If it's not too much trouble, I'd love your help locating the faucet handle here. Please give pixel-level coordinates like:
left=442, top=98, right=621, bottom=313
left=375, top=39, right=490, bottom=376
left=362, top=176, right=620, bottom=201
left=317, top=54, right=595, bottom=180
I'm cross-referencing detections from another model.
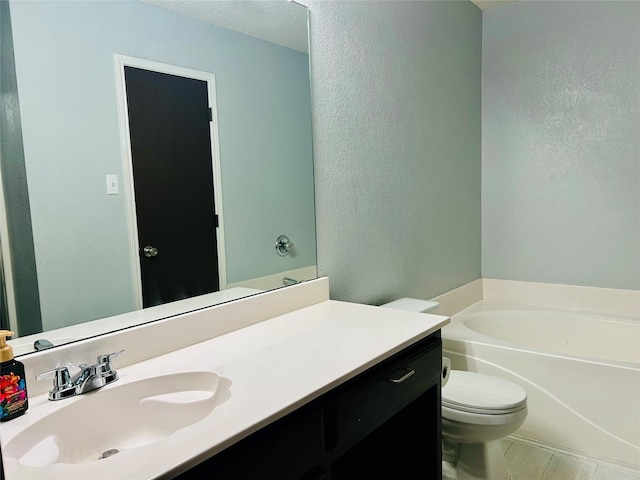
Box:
left=35, top=364, right=77, bottom=401
left=97, top=349, right=124, bottom=364
left=36, top=364, right=72, bottom=386
left=96, top=350, right=124, bottom=373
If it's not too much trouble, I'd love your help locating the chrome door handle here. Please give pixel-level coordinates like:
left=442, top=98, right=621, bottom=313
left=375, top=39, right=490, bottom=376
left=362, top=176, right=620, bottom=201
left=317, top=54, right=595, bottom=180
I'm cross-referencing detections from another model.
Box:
left=143, top=246, right=158, bottom=257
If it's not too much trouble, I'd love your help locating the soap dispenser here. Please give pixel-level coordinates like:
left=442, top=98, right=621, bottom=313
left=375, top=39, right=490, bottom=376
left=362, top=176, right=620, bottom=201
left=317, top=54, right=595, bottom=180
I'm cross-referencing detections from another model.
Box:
left=0, top=330, right=28, bottom=421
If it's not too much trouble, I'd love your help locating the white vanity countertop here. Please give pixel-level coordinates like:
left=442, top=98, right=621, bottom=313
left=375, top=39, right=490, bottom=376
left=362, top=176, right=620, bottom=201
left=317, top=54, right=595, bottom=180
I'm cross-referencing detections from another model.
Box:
left=0, top=299, right=449, bottom=480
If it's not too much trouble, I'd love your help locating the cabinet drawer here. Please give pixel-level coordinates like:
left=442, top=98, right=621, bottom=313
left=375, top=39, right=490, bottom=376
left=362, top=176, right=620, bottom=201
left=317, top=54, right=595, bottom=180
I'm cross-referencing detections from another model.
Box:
left=327, top=337, right=441, bottom=451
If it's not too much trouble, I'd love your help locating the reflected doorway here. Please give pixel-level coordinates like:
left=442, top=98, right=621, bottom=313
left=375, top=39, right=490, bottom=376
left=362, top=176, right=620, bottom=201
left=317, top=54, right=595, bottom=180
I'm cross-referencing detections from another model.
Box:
left=117, top=57, right=226, bottom=308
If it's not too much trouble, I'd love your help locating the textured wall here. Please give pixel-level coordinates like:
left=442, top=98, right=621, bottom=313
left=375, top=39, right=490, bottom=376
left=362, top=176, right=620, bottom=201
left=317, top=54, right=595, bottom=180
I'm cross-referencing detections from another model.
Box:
left=306, top=0, right=482, bottom=304
left=482, top=1, right=640, bottom=290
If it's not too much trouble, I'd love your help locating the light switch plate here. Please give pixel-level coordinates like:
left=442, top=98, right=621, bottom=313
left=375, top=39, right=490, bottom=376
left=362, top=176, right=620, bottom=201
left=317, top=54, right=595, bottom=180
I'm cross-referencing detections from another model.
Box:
left=106, top=174, right=119, bottom=195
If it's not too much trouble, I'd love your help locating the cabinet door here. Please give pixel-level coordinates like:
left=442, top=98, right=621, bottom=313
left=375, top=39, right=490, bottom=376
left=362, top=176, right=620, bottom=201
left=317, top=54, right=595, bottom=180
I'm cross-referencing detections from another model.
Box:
left=330, top=386, right=441, bottom=480
left=177, top=403, right=324, bottom=480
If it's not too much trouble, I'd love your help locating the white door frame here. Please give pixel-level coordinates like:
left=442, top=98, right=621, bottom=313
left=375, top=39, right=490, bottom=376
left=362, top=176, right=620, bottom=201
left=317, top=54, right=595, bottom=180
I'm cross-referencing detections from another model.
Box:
left=113, top=54, right=227, bottom=309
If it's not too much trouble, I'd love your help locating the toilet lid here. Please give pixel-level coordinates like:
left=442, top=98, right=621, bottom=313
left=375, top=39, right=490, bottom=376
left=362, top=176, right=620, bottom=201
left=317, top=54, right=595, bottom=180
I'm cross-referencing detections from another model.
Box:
left=442, top=370, right=527, bottom=415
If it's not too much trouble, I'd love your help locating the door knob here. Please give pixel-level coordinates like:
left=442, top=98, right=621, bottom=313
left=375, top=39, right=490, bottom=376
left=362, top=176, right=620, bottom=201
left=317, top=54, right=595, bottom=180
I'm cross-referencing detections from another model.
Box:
left=143, top=246, right=158, bottom=258
left=275, top=235, right=294, bottom=256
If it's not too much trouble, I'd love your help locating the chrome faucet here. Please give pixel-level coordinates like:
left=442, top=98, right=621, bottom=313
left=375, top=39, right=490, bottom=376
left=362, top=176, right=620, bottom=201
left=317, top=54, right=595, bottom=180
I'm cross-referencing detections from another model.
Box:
left=36, top=350, right=124, bottom=401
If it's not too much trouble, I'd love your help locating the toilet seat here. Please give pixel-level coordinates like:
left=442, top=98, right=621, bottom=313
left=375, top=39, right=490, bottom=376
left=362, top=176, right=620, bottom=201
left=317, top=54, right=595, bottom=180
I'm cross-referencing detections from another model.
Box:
left=442, top=403, right=528, bottom=426
left=442, top=370, right=527, bottom=416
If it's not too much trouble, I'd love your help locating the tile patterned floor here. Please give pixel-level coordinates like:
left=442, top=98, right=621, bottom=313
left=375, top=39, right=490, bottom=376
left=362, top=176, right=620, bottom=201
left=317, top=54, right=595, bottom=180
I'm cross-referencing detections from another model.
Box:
left=502, top=437, right=640, bottom=480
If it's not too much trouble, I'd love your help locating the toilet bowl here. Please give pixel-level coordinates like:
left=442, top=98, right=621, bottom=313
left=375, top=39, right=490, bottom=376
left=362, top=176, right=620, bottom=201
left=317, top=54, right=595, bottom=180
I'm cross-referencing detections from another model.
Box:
left=380, top=298, right=528, bottom=480
left=441, top=370, right=527, bottom=480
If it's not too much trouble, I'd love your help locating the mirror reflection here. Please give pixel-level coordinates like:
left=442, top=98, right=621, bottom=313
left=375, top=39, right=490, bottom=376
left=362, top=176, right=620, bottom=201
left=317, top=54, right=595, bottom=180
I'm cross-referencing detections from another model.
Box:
left=0, top=0, right=316, bottom=355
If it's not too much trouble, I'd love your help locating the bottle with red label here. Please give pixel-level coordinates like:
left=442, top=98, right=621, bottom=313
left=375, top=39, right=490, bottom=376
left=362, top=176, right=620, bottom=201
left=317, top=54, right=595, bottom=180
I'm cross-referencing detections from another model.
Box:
left=0, top=330, right=29, bottom=422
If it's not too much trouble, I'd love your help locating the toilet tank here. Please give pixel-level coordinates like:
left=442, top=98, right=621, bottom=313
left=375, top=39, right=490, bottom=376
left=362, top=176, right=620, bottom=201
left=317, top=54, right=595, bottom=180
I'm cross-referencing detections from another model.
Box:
left=380, top=298, right=439, bottom=314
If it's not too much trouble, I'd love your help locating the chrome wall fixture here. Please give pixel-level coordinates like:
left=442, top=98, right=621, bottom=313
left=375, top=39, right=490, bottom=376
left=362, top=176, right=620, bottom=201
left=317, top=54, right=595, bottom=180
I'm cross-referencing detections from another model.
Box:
left=275, top=235, right=294, bottom=256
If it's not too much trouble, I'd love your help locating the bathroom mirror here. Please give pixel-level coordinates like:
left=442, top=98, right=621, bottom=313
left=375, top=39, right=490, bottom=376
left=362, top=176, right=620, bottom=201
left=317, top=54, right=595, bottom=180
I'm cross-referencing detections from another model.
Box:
left=0, top=0, right=316, bottom=355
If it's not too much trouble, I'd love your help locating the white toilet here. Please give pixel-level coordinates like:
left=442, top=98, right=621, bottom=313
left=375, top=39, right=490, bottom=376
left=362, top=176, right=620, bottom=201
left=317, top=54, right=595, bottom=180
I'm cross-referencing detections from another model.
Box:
left=381, top=298, right=528, bottom=480
left=441, top=370, right=527, bottom=480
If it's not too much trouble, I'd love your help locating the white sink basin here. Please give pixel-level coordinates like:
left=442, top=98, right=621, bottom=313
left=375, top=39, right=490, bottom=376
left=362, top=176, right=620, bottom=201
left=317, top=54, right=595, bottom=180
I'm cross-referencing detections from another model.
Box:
left=3, top=371, right=231, bottom=466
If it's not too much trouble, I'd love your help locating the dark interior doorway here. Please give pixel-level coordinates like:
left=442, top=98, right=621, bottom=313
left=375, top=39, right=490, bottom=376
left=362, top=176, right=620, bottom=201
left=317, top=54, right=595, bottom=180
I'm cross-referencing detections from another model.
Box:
left=124, top=66, right=220, bottom=307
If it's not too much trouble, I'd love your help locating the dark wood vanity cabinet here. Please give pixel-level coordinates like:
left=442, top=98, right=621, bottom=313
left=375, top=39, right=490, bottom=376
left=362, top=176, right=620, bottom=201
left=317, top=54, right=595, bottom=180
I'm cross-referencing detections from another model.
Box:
left=181, top=402, right=325, bottom=480
left=327, top=333, right=442, bottom=479
left=175, top=333, right=442, bottom=480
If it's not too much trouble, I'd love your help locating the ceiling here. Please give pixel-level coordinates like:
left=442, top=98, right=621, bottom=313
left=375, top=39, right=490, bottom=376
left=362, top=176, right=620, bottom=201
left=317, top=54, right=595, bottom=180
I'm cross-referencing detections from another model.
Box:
left=142, top=0, right=516, bottom=53
left=142, top=0, right=309, bottom=52
left=470, top=0, right=517, bottom=10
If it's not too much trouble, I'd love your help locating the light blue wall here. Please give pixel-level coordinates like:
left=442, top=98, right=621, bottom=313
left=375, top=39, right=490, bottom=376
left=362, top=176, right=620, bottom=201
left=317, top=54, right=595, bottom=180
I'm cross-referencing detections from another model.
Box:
left=482, top=1, right=640, bottom=290
left=10, top=0, right=315, bottom=330
left=307, top=0, right=482, bottom=304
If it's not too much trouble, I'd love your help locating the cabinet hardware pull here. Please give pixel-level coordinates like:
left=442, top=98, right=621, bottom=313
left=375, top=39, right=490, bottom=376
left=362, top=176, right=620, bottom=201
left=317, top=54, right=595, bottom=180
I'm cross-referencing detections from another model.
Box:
left=387, top=367, right=415, bottom=384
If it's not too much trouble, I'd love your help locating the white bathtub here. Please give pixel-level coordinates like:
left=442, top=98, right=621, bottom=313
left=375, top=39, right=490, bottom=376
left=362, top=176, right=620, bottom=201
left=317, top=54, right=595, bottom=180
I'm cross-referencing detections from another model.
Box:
left=442, top=301, right=640, bottom=468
